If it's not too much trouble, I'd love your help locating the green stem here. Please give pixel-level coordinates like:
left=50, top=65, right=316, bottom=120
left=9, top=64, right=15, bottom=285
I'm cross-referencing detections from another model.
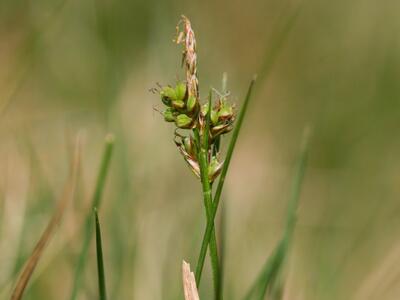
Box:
left=69, top=135, right=114, bottom=300
left=194, top=77, right=256, bottom=287
left=196, top=145, right=221, bottom=298
left=193, top=90, right=221, bottom=299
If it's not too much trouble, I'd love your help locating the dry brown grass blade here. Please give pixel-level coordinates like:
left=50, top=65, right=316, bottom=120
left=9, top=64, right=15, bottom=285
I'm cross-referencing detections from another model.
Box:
left=182, top=261, right=200, bottom=300
left=10, top=134, right=82, bottom=300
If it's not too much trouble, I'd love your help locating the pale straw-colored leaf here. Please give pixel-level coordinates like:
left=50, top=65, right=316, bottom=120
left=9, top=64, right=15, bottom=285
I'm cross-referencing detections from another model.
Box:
left=182, top=261, right=200, bottom=300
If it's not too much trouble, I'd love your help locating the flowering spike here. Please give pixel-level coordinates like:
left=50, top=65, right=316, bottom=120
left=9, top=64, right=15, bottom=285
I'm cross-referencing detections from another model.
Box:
left=154, top=16, right=236, bottom=182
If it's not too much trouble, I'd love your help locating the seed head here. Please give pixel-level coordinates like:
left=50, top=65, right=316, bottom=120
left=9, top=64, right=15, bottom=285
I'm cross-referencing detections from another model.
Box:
left=155, top=16, right=237, bottom=183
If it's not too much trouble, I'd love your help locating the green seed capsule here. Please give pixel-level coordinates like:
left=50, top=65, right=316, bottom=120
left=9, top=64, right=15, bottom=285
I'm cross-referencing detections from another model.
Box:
left=163, top=108, right=176, bottom=122
left=175, top=114, right=193, bottom=128
left=172, top=100, right=185, bottom=110
left=160, top=86, right=176, bottom=106
left=201, top=103, right=209, bottom=116
left=208, top=157, right=223, bottom=182
left=183, top=136, right=195, bottom=156
left=175, top=82, right=186, bottom=101
left=218, top=102, right=234, bottom=120
left=211, top=109, right=219, bottom=125
left=211, top=123, right=233, bottom=136
left=186, top=96, right=197, bottom=113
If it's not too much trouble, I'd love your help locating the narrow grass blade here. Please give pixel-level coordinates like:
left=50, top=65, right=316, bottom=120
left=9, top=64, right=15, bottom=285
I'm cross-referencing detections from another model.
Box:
left=195, top=77, right=256, bottom=286
left=243, top=127, right=310, bottom=300
left=69, top=134, right=114, bottom=300
left=10, top=133, right=82, bottom=300
left=94, top=208, right=107, bottom=300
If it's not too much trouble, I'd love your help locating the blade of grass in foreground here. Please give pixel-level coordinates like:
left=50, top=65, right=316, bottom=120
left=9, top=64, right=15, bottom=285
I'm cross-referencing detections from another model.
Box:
left=10, top=133, right=82, bottom=300
left=94, top=208, right=107, bottom=300
left=243, top=127, right=310, bottom=300
left=195, top=76, right=256, bottom=285
left=69, top=134, right=114, bottom=300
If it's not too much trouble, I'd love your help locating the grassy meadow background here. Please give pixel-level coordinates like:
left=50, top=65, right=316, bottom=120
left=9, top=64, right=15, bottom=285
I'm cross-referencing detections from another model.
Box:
left=0, top=0, right=400, bottom=299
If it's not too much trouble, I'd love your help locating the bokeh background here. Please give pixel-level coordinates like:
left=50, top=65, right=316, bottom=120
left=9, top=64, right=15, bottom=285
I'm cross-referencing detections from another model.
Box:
left=0, top=0, right=399, bottom=299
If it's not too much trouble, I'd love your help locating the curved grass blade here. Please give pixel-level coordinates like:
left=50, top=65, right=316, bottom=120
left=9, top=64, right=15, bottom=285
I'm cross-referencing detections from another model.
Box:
left=94, top=208, right=107, bottom=300
left=195, top=76, right=256, bottom=286
left=69, top=134, right=114, bottom=300
left=10, top=133, right=82, bottom=300
left=243, top=127, right=310, bottom=300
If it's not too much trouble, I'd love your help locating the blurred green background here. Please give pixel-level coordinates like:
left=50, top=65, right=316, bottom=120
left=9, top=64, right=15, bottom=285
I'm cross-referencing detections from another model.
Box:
left=0, top=0, right=399, bottom=299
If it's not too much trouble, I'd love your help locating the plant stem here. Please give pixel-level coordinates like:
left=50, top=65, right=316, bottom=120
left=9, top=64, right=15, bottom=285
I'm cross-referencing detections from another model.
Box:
left=193, top=91, right=221, bottom=299
left=194, top=77, right=256, bottom=287
left=198, top=147, right=221, bottom=299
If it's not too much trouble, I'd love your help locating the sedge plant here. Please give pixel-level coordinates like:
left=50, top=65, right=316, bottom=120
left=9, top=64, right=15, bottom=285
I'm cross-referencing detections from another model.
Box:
left=155, top=16, right=256, bottom=299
